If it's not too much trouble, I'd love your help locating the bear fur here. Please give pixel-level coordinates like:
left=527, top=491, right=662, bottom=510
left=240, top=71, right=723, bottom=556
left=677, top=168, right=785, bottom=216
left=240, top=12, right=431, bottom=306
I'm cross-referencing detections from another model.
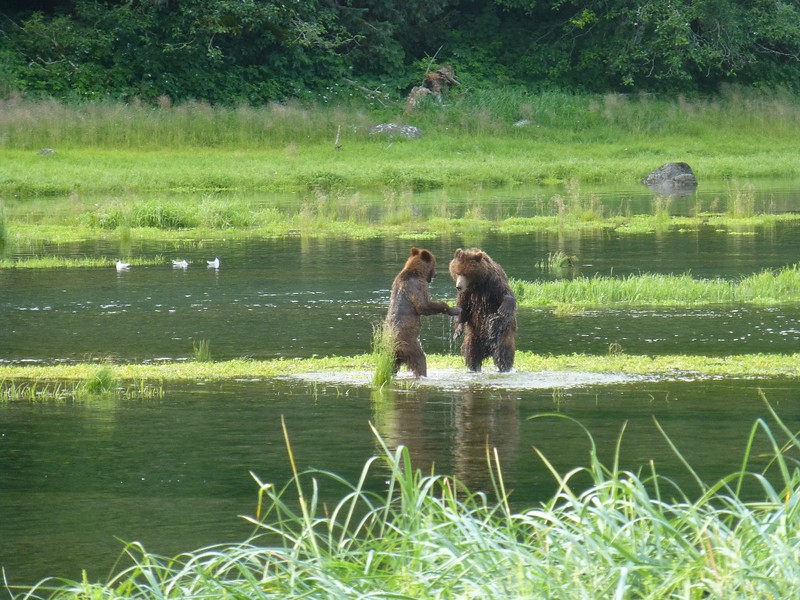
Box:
left=386, top=247, right=461, bottom=377
left=449, top=248, right=517, bottom=372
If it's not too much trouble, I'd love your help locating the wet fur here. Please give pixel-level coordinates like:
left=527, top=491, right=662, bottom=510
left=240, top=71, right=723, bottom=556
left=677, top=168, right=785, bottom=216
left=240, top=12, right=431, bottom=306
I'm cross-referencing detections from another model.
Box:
left=386, top=247, right=460, bottom=377
left=449, top=248, right=517, bottom=372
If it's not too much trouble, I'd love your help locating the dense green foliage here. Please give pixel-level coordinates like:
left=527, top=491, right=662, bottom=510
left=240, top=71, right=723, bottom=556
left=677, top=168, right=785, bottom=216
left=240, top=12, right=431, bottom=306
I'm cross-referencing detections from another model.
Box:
left=3, top=0, right=800, bottom=103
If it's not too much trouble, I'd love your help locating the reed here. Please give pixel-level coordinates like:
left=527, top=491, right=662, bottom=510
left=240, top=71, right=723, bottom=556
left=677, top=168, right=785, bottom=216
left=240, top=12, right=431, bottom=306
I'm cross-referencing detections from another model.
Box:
left=371, top=322, right=397, bottom=388
left=192, top=339, right=212, bottom=362
left=76, top=366, right=118, bottom=396
left=17, top=402, right=800, bottom=598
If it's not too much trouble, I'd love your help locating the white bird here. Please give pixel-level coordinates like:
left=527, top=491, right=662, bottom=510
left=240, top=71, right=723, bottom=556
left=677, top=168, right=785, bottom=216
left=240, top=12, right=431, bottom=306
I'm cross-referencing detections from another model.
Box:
left=116, top=260, right=130, bottom=272
left=172, top=259, right=189, bottom=269
left=207, top=257, right=220, bottom=269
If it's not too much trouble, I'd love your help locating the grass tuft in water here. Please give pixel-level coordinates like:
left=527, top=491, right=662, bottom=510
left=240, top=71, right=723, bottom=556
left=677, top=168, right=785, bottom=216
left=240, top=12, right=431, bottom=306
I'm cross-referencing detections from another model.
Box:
left=371, top=323, right=397, bottom=389
left=76, top=366, right=118, bottom=397
left=192, top=339, right=212, bottom=362
left=18, top=401, right=800, bottom=598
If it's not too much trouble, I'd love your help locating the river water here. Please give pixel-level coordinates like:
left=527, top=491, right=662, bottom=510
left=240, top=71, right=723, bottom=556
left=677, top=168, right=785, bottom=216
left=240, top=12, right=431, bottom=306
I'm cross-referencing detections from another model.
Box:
left=2, top=182, right=800, bottom=589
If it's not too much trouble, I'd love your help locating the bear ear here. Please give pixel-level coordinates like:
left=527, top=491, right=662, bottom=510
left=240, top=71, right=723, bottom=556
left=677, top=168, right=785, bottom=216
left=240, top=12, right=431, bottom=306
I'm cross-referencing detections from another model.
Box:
left=410, top=247, right=420, bottom=256
left=454, top=248, right=463, bottom=258
left=419, top=249, right=433, bottom=262
left=473, top=251, right=485, bottom=262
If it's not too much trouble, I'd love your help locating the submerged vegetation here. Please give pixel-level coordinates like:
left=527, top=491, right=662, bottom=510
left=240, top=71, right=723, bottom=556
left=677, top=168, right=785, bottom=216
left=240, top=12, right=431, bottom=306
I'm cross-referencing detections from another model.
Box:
left=15, top=404, right=800, bottom=598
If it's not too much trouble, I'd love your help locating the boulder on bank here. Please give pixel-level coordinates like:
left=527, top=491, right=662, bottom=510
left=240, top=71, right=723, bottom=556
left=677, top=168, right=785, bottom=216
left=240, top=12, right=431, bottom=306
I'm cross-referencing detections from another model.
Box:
left=641, top=162, right=698, bottom=196
left=369, top=123, right=423, bottom=139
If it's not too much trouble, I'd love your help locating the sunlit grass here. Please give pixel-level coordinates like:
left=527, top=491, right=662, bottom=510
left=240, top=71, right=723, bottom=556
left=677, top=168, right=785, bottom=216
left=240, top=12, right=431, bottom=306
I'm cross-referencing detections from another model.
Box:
left=1, top=351, right=798, bottom=386
left=512, top=263, right=800, bottom=308
left=1, top=375, right=164, bottom=402
left=192, top=339, right=212, bottom=362
left=371, top=323, right=397, bottom=388
left=0, top=255, right=166, bottom=269
left=15, top=399, right=800, bottom=598
left=4, top=90, right=800, bottom=196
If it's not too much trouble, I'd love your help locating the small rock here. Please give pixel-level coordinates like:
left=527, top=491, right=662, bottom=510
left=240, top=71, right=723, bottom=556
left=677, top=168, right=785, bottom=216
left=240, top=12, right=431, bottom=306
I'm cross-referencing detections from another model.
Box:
left=369, top=123, right=423, bottom=139
left=641, top=162, right=697, bottom=196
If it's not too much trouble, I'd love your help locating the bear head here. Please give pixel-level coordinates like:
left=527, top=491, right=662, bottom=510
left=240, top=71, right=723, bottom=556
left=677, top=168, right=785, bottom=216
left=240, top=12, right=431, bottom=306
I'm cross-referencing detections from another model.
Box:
left=449, top=247, right=490, bottom=292
left=403, top=247, right=437, bottom=283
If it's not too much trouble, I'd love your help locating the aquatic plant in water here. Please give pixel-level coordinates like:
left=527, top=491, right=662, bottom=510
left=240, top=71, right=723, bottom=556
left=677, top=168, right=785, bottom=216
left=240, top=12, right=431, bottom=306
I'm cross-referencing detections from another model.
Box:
left=192, top=339, right=212, bottom=362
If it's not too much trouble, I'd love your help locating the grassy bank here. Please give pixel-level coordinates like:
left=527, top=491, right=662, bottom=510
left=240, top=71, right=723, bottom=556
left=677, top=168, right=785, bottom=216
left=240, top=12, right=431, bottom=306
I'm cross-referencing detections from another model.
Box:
left=3, top=89, right=800, bottom=195
left=13, top=405, right=800, bottom=598
left=512, top=262, right=800, bottom=308
left=2, top=351, right=799, bottom=388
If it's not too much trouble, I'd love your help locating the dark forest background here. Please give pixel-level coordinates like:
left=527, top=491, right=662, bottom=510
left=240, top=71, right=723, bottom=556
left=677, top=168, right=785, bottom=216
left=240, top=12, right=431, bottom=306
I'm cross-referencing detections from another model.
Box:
left=2, top=0, right=800, bottom=104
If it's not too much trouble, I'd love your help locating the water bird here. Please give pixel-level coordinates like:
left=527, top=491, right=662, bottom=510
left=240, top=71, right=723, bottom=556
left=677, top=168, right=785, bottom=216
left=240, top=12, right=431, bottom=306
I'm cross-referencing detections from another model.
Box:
left=207, top=257, right=220, bottom=268
left=172, top=259, right=189, bottom=269
left=116, top=260, right=130, bottom=272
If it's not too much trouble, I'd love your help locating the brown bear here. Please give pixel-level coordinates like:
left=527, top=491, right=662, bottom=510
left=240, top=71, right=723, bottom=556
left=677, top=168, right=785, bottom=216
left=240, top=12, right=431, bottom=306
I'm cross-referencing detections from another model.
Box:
left=386, top=247, right=461, bottom=377
left=449, top=248, right=517, bottom=372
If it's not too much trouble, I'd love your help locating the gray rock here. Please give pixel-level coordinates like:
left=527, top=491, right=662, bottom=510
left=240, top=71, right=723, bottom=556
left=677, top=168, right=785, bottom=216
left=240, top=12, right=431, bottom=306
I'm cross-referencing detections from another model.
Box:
left=369, top=123, right=423, bottom=139
left=641, top=162, right=697, bottom=196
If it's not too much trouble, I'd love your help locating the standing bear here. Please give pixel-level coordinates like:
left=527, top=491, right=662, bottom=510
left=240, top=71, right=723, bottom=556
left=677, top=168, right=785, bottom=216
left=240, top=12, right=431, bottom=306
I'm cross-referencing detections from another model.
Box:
left=386, top=247, right=461, bottom=377
left=449, top=248, right=517, bottom=372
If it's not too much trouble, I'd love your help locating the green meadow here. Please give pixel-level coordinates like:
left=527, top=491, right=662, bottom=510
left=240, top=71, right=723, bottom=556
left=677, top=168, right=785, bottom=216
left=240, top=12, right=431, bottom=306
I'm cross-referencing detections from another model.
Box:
left=3, top=88, right=800, bottom=198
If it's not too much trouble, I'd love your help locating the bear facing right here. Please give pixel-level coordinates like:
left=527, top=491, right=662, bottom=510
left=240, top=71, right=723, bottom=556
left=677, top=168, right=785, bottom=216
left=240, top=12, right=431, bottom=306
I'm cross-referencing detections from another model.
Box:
left=449, top=248, right=517, bottom=372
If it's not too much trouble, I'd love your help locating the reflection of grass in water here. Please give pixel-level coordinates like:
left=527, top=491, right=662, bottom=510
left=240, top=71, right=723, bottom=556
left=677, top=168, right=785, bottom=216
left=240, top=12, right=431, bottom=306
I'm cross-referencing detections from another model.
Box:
left=26, top=400, right=800, bottom=598
left=8, top=191, right=800, bottom=247
left=371, top=323, right=397, bottom=389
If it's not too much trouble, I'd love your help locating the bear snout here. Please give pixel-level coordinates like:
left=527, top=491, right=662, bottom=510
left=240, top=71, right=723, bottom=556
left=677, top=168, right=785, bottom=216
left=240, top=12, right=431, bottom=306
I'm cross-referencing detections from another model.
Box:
left=455, top=275, right=467, bottom=291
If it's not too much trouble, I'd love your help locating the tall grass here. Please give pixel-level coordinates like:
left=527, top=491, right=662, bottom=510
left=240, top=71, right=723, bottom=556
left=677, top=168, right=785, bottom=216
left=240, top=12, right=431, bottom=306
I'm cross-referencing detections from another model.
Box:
left=371, top=323, right=397, bottom=388
left=192, top=339, right=212, bottom=362
left=6, top=87, right=800, bottom=151
left=1, top=375, right=163, bottom=402
left=512, top=263, right=800, bottom=308
left=3, top=88, right=800, bottom=194
left=17, top=402, right=800, bottom=598
left=0, top=198, right=6, bottom=248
